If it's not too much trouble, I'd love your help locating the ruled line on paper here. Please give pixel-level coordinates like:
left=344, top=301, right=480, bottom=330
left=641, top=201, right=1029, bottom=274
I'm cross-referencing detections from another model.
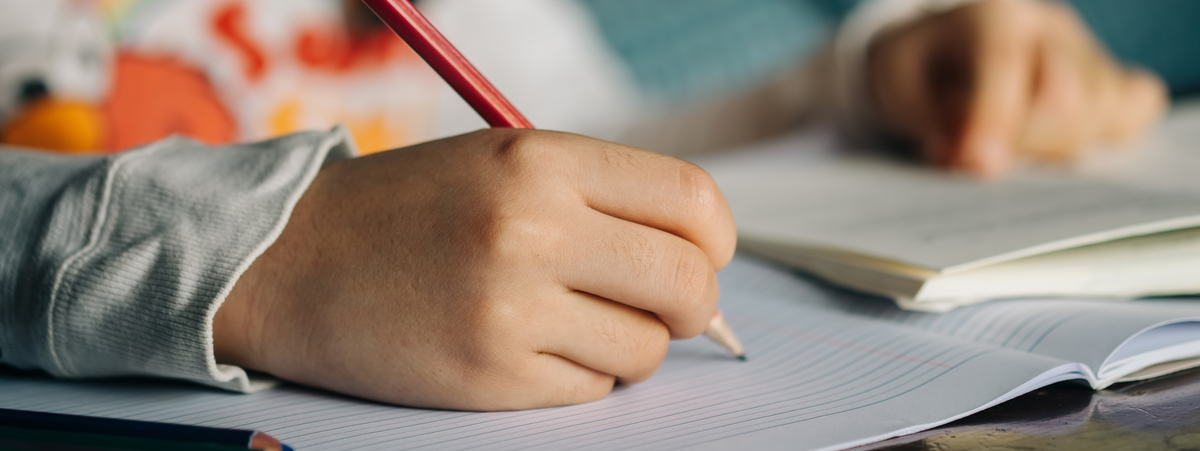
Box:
left=6, top=256, right=1200, bottom=451
left=730, top=317, right=955, bottom=369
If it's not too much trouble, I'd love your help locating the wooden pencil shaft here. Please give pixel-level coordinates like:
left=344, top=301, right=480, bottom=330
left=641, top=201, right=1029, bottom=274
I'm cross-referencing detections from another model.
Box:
left=361, top=0, right=534, bottom=129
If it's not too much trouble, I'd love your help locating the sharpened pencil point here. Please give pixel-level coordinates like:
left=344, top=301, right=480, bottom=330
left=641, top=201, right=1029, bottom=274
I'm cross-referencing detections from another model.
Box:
left=737, top=355, right=747, bottom=362
left=704, top=312, right=746, bottom=359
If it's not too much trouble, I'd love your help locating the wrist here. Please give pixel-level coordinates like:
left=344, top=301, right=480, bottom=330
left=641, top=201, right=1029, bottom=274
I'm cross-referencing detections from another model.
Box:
left=212, top=161, right=332, bottom=379
left=214, top=195, right=302, bottom=372
left=213, top=270, right=261, bottom=369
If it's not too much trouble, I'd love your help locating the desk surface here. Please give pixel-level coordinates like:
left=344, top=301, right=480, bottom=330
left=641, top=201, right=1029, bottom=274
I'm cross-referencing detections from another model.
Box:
left=861, top=367, right=1200, bottom=450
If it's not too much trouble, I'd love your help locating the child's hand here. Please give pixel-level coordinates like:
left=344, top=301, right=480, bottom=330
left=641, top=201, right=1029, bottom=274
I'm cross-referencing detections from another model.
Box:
left=869, top=0, right=1167, bottom=178
left=213, top=129, right=737, bottom=411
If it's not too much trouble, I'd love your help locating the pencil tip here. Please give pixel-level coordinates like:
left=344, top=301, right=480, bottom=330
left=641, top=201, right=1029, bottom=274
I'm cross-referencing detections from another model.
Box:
left=737, top=355, right=747, bottom=362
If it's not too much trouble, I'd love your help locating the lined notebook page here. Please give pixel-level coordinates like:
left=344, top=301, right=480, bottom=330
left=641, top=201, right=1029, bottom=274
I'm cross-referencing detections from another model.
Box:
left=3, top=256, right=1198, bottom=450
left=801, top=275, right=1200, bottom=376
left=699, top=123, right=1200, bottom=273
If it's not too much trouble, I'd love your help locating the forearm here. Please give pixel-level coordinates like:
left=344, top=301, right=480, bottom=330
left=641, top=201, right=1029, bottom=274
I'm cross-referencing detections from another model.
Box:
left=0, top=129, right=355, bottom=392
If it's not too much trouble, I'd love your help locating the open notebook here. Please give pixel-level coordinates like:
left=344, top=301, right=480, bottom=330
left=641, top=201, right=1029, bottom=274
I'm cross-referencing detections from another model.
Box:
left=4, top=256, right=1200, bottom=451
left=702, top=107, right=1200, bottom=311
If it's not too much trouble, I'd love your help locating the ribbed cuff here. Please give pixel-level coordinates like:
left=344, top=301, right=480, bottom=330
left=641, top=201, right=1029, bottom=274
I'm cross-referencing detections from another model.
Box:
left=38, top=126, right=356, bottom=392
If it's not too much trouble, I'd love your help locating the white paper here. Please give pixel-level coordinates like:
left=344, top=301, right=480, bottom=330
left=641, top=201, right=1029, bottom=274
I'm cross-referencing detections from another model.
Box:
left=4, top=256, right=1200, bottom=451
left=706, top=151, right=1200, bottom=272
left=698, top=101, right=1200, bottom=273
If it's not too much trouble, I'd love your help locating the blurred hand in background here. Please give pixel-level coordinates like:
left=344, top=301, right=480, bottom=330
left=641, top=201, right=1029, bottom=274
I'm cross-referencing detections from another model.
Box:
left=869, top=0, right=1168, bottom=178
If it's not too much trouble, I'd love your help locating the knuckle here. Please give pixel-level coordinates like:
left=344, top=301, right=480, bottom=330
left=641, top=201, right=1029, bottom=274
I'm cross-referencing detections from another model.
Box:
left=632, top=325, right=670, bottom=378
left=455, top=295, right=528, bottom=373
left=670, top=247, right=712, bottom=312
left=608, top=315, right=668, bottom=384
left=492, top=129, right=538, bottom=158
left=491, top=129, right=554, bottom=174
left=675, top=162, right=721, bottom=222
left=615, top=315, right=668, bottom=361
left=555, top=374, right=614, bottom=406
left=609, top=229, right=656, bottom=276
left=594, top=315, right=627, bottom=347
left=601, top=144, right=644, bottom=172
left=661, top=249, right=714, bottom=340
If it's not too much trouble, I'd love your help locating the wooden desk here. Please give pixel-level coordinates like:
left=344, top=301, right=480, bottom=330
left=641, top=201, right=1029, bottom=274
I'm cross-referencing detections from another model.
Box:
left=861, top=367, right=1200, bottom=450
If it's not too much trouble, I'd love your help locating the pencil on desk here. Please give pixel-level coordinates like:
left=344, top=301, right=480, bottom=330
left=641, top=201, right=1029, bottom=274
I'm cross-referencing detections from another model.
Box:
left=0, top=408, right=290, bottom=451
left=360, top=0, right=746, bottom=360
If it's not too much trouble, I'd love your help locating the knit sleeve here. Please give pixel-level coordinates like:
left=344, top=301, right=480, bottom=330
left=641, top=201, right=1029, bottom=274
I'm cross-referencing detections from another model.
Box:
left=0, top=126, right=356, bottom=392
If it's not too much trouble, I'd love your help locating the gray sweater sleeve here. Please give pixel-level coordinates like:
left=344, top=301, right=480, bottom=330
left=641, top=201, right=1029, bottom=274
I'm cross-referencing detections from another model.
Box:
left=0, top=126, right=357, bottom=392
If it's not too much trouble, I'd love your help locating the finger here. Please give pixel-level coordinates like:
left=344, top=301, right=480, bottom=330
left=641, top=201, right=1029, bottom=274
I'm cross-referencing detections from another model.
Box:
left=873, top=34, right=944, bottom=163
left=556, top=208, right=720, bottom=339
left=562, top=135, right=736, bottom=270
left=1017, top=37, right=1091, bottom=162
left=534, top=290, right=670, bottom=384
left=498, top=353, right=616, bottom=410
left=950, top=31, right=1034, bottom=178
left=1101, top=68, right=1168, bottom=144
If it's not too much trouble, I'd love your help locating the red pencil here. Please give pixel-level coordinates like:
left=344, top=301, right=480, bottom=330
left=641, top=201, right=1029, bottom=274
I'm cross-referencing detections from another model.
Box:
left=360, top=0, right=745, bottom=360
left=360, top=0, right=533, bottom=129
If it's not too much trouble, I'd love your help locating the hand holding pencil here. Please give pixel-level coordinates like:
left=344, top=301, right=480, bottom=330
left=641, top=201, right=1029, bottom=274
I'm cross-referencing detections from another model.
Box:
left=213, top=0, right=742, bottom=411
left=360, top=0, right=745, bottom=359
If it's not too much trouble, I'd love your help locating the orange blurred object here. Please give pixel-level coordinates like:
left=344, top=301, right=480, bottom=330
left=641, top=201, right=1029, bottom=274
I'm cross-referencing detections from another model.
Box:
left=212, top=1, right=269, bottom=82
left=103, top=53, right=237, bottom=151
left=1, top=99, right=105, bottom=153
left=295, top=24, right=417, bottom=74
